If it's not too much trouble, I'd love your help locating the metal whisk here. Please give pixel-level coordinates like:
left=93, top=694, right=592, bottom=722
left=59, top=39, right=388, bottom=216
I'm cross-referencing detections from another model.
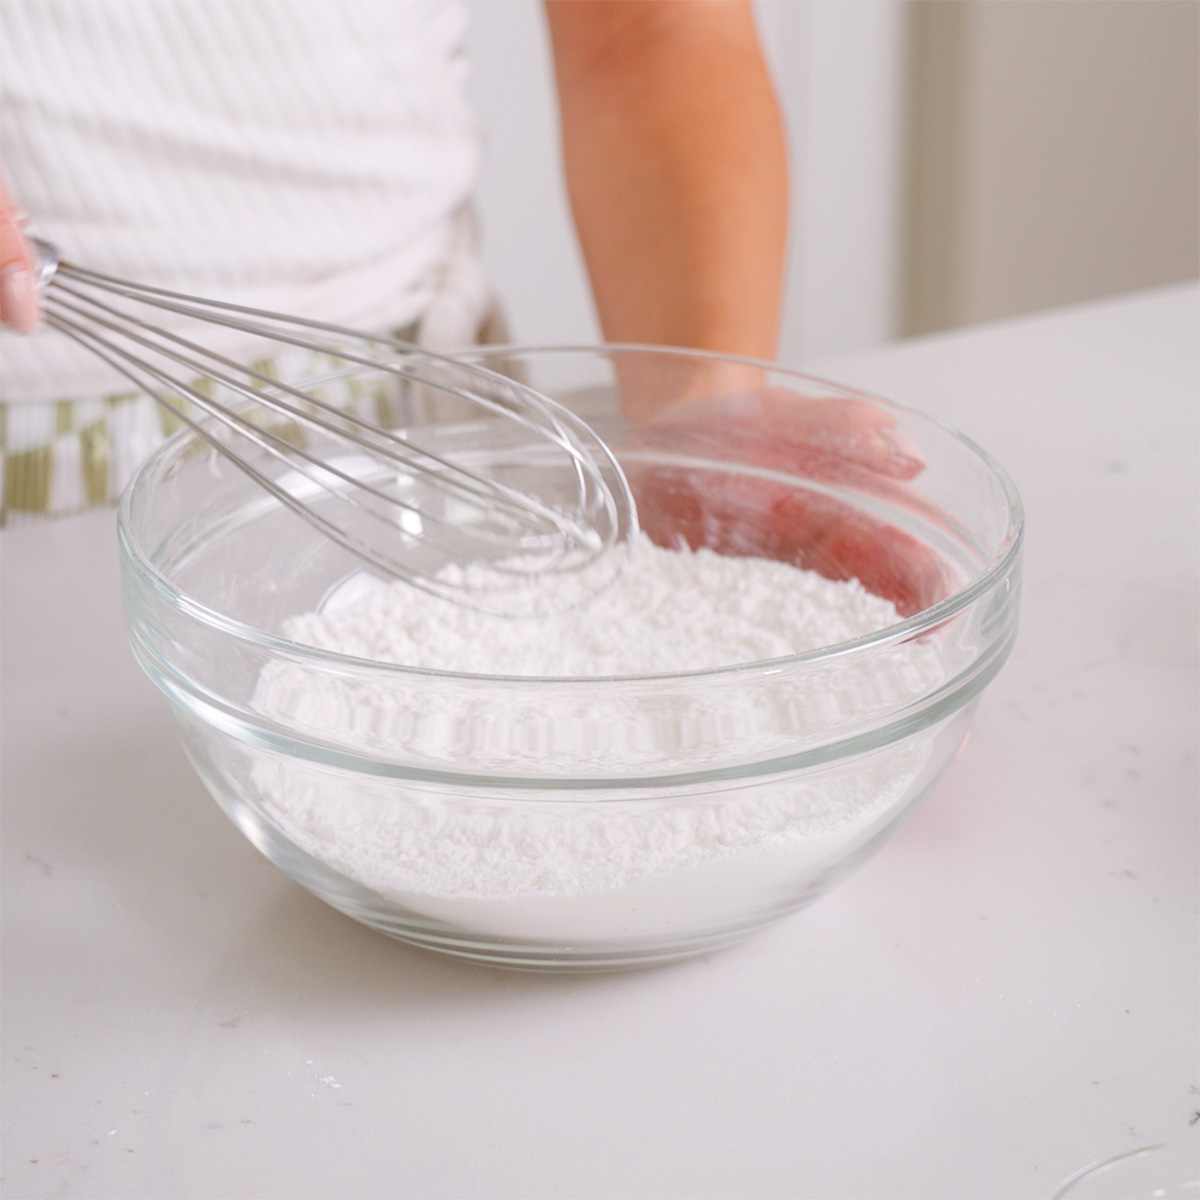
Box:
left=32, top=239, right=635, bottom=609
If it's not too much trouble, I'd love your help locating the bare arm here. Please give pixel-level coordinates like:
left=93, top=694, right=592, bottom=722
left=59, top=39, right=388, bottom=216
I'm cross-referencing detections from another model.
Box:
left=544, top=0, right=788, bottom=362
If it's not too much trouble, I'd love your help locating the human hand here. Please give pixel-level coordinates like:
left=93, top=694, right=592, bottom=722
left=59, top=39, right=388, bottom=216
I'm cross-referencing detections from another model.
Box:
left=627, top=386, right=951, bottom=618
left=0, top=176, right=40, bottom=333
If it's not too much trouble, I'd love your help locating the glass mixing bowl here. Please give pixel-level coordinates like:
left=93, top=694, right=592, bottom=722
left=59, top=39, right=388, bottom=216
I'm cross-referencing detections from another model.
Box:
left=119, top=346, right=1023, bottom=970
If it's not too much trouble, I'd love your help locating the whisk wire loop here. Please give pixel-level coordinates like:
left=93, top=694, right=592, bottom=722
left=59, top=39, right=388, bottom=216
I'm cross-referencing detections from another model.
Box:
left=44, top=284, right=574, bottom=538
left=51, top=261, right=598, bottom=462
left=33, top=240, right=636, bottom=608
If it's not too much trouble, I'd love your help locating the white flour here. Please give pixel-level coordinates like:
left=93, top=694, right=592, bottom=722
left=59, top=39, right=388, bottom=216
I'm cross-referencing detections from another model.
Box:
left=250, top=535, right=946, bottom=943
left=280, top=534, right=913, bottom=675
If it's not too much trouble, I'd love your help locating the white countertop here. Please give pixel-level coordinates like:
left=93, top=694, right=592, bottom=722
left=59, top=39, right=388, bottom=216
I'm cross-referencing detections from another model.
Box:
left=3, top=285, right=1197, bottom=1200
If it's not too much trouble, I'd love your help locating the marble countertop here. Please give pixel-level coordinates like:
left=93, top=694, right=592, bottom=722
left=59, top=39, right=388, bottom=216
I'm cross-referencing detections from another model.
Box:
left=3, top=284, right=1197, bottom=1199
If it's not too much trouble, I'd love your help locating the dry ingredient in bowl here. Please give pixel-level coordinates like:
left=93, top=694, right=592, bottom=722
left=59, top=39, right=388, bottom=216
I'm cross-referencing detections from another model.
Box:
left=251, top=535, right=946, bottom=942
left=283, top=533, right=914, bottom=673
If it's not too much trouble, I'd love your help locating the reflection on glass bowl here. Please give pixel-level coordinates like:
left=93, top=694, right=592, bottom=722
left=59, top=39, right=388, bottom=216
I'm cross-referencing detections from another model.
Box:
left=1053, top=1140, right=1200, bottom=1199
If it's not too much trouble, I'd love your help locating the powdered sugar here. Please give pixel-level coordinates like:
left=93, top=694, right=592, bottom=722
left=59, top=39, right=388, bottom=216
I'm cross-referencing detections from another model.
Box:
left=281, top=534, right=909, bottom=676
left=249, top=536, right=947, bottom=945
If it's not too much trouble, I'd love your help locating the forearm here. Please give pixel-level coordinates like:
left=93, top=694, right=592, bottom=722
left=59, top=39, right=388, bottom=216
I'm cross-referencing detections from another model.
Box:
left=544, top=0, right=788, bottom=360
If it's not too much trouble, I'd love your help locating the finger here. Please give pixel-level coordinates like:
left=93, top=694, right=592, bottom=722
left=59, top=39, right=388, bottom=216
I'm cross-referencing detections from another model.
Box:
left=768, top=488, right=951, bottom=616
left=638, top=388, right=925, bottom=482
left=632, top=464, right=951, bottom=617
left=0, top=184, right=39, bottom=333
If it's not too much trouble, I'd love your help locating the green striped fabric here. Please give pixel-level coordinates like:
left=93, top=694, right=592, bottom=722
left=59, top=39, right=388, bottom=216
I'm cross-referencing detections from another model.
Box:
left=0, top=315, right=516, bottom=525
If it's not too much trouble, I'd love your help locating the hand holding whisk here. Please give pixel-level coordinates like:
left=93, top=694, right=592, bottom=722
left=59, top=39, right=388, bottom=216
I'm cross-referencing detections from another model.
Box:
left=31, top=239, right=636, bottom=611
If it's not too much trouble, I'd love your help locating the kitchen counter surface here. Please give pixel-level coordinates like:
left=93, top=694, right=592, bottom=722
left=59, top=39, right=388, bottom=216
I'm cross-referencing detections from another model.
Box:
left=3, top=284, right=1197, bottom=1199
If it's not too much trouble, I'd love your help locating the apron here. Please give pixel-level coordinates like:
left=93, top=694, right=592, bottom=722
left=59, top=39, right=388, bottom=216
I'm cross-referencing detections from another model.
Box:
left=0, top=0, right=499, bottom=522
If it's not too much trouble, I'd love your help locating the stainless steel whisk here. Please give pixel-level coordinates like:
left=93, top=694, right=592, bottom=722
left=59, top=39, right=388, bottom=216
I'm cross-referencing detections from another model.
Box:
left=32, top=239, right=635, bottom=607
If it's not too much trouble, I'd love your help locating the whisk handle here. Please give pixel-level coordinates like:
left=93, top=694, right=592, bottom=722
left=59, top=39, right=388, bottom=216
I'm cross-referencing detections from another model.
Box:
left=30, top=238, right=60, bottom=291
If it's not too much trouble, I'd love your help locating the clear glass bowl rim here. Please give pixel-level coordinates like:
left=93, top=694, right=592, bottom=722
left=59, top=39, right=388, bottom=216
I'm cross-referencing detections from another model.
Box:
left=118, top=343, right=1025, bottom=687
left=1051, top=1139, right=1200, bottom=1198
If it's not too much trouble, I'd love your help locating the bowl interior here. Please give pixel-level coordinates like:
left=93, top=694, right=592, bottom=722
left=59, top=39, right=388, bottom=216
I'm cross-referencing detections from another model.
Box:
left=123, top=345, right=1021, bottom=660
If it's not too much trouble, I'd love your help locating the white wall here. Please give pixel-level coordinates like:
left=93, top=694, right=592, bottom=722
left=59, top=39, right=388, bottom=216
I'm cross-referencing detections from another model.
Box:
left=903, top=0, right=1200, bottom=334
left=463, top=1, right=599, bottom=349
left=957, top=0, right=1200, bottom=324
left=757, top=0, right=907, bottom=365
left=464, top=0, right=908, bottom=368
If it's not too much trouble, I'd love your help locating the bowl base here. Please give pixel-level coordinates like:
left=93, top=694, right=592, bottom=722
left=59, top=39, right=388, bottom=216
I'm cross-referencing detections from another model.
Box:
left=318, top=892, right=784, bottom=973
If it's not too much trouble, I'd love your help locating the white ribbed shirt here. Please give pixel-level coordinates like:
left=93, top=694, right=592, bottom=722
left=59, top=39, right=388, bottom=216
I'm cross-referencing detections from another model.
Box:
left=0, top=0, right=489, bottom=403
